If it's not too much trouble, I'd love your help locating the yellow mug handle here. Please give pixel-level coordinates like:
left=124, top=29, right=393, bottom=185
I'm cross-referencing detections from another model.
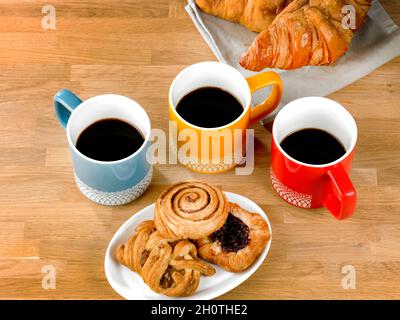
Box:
left=246, top=71, right=283, bottom=126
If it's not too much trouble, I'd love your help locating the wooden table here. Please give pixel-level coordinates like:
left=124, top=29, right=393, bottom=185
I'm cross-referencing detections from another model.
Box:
left=0, top=0, right=399, bottom=300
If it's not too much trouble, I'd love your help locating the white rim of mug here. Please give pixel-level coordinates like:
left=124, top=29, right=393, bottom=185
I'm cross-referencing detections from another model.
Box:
left=66, top=94, right=151, bottom=165
left=168, top=61, right=251, bottom=131
left=272, top=96, right=358, bottom=168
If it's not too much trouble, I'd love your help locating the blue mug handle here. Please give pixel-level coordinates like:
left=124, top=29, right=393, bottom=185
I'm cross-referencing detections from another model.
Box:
left=54, top=89, right=83, bottom=129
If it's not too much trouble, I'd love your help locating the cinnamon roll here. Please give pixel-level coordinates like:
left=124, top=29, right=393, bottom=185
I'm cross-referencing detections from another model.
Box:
left=196, top=202, right=271, bottom=272
left=154, top=181, right=229, bottom=240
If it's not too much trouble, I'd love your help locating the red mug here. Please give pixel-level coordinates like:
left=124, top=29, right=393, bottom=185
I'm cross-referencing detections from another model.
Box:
left=270, top=97, right=358, bottom=219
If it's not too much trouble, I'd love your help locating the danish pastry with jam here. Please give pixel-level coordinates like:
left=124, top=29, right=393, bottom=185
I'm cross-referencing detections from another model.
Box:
left=196, top=202, right=270, bottom=272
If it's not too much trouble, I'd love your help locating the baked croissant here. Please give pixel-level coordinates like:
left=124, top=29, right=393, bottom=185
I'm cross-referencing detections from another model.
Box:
left=195, top=0, right=292, bottom=32
left=239, top=0, right=371, bottom=70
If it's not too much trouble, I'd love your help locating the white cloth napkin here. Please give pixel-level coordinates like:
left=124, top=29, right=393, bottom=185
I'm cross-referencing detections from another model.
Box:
left=185, top=0, right=400, bottom=123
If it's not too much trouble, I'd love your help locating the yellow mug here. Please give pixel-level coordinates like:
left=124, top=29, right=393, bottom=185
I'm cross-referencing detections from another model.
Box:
left=169, top=61, right=282, bottom=173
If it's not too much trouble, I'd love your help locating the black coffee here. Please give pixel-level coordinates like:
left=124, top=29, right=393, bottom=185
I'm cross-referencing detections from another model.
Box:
left=76, top=118, right=144, bottom=162
left=176, top=87, right=243, bottom=128
left=280, top=128, right=346, bottom=165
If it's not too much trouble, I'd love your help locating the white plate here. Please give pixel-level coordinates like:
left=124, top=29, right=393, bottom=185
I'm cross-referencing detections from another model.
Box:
left=104, top=192, right=272, bottom=300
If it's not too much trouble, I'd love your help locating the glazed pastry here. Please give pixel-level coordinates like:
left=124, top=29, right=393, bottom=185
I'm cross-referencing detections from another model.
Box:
left=154, top=181, right=229, bottom=240
left=196, top=202, right=270, bottom=272
left=116, top=220, right=215, bottom=297
left=141, top=240, right=215, bottom=297
left=195, top=0, right=292, bottom=32
left=239, top=0, right=371, bottom=70
left=116, top=220, right=156, bottom=273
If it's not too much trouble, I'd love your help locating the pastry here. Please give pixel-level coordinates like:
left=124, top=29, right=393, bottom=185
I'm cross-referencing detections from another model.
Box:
left=239, top=0, right=371, bottom=70
left=141, top=240, right=215, bottom=296
left=116, top=182, right=271, bottom=296
left=116, top=220, right=156, bottom=273
left=116, top=220, right=215, bottom=297
left=195, top=0, right=292, bottom=32
left=154, top=181, right=229, bottom=240
left=196, top=202, right=270, bottom=272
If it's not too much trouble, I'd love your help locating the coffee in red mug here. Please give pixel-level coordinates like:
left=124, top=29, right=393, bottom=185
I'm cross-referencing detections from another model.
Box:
left=270, top=97, right=357, bottom=219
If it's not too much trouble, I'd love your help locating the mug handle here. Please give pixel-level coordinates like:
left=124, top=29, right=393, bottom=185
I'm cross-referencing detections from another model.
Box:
left=323, top=164, right=357, bottom=220
left=246, top=71, right=282, bottom=126
left=54, top=89, right=83, bottom=129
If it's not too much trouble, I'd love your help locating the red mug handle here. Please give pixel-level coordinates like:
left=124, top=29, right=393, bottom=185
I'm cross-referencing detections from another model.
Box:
left=323, top=164, right=357, bottom=220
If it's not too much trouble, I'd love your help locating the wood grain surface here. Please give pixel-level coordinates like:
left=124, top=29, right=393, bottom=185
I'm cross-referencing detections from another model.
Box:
left=0, top=0, right=399, bottom=299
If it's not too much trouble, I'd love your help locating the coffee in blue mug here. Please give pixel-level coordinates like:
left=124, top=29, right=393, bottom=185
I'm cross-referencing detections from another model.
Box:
left=54, top=89, right=152, bottom=206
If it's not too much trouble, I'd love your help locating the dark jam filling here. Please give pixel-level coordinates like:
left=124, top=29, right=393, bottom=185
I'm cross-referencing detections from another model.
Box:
left=211, top=213, right=250, bottom=252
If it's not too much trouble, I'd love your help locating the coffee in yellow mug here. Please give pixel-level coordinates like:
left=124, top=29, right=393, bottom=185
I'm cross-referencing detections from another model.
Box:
left=169, top=61, right=282, bottom=173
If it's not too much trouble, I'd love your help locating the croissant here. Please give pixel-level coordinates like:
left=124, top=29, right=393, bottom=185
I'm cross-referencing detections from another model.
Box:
left=239, top=0, right=371, bottom=70
left=195, top=0, right=292, bottom=32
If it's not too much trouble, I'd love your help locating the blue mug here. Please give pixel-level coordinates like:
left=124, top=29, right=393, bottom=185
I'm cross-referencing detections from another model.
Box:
left=54, top=89, right=152, bottom=206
